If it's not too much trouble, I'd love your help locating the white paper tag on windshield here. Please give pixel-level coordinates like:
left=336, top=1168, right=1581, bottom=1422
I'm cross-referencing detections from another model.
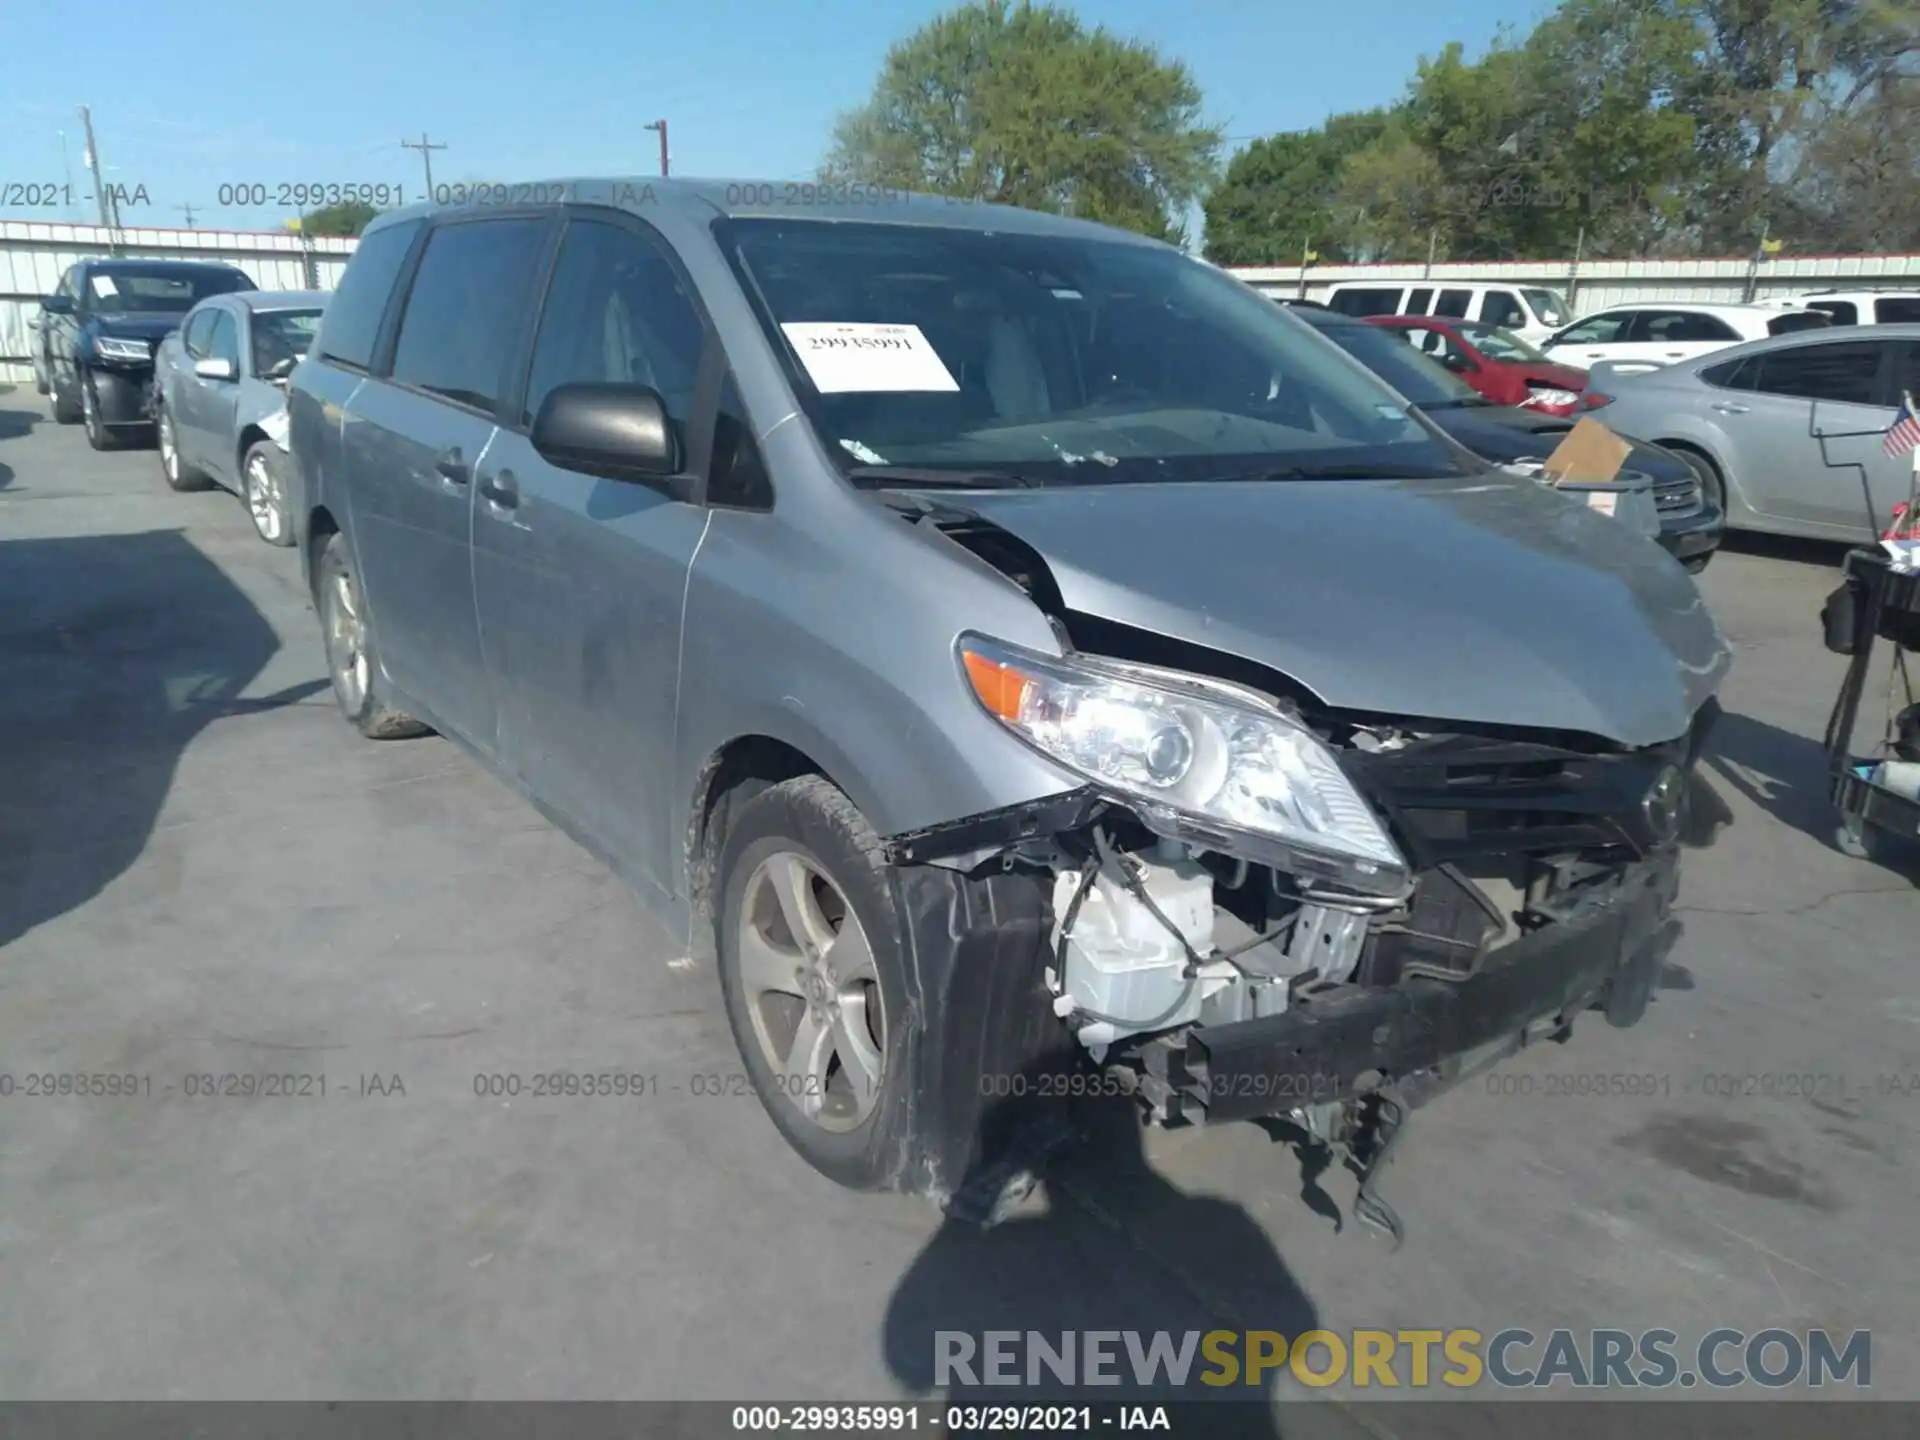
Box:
left=1587, top=491, right=1618, bottom=517
left=781, top=323, right=958, bottom=394
left=91, top=274, right=118, bottom=298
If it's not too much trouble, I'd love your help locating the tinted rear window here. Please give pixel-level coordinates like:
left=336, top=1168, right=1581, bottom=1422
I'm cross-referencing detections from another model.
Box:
left=1753, top=342, right=1884, bottom=404
left=1328, top=287, right=1404, bottom=318
left=315, top=220, right=422, bottom=371
left=1875, top=298, right=1920, bottom=324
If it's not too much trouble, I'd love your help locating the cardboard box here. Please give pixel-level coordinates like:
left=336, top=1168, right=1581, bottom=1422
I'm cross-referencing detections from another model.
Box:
left=1542, top=417, right=1633, bottom=486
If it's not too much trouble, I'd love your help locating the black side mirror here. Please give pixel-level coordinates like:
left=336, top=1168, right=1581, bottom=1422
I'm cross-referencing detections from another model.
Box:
left=531, top=382, right=688, bottom=494
left=41, top=294, right=74, bottom=316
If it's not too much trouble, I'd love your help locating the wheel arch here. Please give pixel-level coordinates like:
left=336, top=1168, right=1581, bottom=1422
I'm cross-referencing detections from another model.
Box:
left=684, top=733, right=842, bottom=972
left=237, top=424, right=272, bottom=479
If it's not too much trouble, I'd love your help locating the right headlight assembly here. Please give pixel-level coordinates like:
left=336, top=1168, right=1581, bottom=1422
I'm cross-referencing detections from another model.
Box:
left=959, top=634, right=1409, bottom=898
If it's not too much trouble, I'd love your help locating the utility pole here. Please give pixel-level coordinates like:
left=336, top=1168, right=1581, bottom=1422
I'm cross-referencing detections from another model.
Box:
left=79, top=105, right=115, bottom=230
left=178, top=203, right=198, bottom=230
left=59, top=131, right=79, bottom=220
left=401, top=133, right=448, bottom=199
left=644, top=119, right=669, bottom=178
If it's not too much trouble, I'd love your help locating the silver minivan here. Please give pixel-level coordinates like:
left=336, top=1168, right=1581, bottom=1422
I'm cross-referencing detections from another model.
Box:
left=289, top=181, right=1726, bottom=1216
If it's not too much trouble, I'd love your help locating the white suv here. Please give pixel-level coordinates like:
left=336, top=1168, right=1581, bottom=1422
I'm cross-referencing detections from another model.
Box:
left=1542, top=301, right=1831, bottom=373
left=1787, top=290, right=1920, bottom=327
left=1321, top=281, right=1572, bottom=343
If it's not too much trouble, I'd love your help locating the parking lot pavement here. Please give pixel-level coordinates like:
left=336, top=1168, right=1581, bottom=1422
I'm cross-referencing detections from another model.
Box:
left=2, top=382, right=1915, bottom=1418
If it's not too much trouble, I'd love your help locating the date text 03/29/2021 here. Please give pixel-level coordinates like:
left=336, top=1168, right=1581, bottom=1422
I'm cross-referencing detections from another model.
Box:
left=728, top=1403, right=1174, bottom=1433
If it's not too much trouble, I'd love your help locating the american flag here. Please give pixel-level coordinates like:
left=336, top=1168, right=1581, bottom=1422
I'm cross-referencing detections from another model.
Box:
left=1886, top=390, right=1920, bottom=460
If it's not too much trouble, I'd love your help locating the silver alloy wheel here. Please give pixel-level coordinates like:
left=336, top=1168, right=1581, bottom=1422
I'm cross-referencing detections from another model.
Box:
left=736, top=851, right=887, bottom=1133
left=323, top=566, right=369, bottom=713
left=159, top=410, right=178, bottom=481
left=246, top=451, right=284, bottom=541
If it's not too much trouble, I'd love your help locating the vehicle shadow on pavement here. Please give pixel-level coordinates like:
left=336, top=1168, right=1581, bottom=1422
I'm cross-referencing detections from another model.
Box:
left=0, top=529, right=287, bottom=951
left=881, top=1088, right=1315, bottom=1437
left=0, top=400, right=38, bottom=489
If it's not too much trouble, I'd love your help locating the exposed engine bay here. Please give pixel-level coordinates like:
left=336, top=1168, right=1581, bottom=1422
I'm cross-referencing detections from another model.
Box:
left=877, top=489, right=1711, bottom=1238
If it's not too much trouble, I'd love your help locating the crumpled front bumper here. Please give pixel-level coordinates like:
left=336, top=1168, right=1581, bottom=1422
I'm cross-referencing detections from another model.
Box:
left=1137, top=846, right=1682, bottom=1126
left=89, top=364, right=158, bottom=425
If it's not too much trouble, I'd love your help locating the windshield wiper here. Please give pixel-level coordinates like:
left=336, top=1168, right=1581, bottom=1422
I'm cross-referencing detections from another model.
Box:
left=1417, top=397, right=1496, bottom=411
left=1222, top=462, right=1464, bottom=482
left=845, top=466, right=1034, bottom=490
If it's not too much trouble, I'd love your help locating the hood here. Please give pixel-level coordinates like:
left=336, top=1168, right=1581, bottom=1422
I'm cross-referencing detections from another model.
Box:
left=1425, top=405, right=1690, bottom=482
left=929, top=477, right=1728, bottom=749
left=86, top=313, right=187, bottom=343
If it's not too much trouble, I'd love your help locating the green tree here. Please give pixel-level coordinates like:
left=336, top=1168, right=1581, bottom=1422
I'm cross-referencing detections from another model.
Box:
left=1201, top=108, right=1394, bottom=265
left=821, top=1, right=1221, bottom=244
left=299, top=199, right=379, bottom=237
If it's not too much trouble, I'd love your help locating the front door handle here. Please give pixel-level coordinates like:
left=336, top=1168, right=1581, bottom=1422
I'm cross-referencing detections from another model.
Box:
left=435, top=447, right=469, bottom=485
left=1711, top=402, right=1749, bottom=415
left=478, top=469, right=519, bottom=510
left=1664, top=350, right=1687, bottom=358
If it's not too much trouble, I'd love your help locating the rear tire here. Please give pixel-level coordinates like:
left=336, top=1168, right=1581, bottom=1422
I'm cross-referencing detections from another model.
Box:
left=157, top=405, right=211, bottom=492
left=51, top=372, right=81, bottom=424
left=242, top=441, right=296, bottom=546
left=715, top=776, right=916, bottom=1191
left=315, top=533, right=432, bottom=740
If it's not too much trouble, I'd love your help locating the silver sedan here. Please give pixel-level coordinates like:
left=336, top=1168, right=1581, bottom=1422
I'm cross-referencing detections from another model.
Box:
left=153, top=289, right=328, bottom=545
left=1583, top=323, right=1920, bottom=542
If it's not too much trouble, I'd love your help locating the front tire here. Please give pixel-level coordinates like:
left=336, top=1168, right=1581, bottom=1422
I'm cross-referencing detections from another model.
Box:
left=81, top=374, right=117, bottom=451
left=315, top=533, right=431, bottom=740
left=1671, top=445, right=1726, bottom=520
left=716, top=776, right=914, bottom=1190
left=157, top=405, right=211, bottom=492
left=242, top=442, right=295, bottom=546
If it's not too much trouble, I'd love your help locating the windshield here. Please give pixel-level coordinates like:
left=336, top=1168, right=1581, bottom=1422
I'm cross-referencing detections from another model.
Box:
left=1457, top=322, right=1550, bottom=363
left=86, top=267, right=254, bottom=314
left=1305, top=318, right=1484, bottom=408
left=725, top=219, right=1474, bottom=484
left=252, top=309, right=323, bottom=378
left=1521, top=288, right=1571, bottom=326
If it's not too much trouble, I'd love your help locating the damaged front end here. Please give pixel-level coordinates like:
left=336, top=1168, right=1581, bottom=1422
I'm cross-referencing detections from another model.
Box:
left=875, top=494, right=1719, bottom=1236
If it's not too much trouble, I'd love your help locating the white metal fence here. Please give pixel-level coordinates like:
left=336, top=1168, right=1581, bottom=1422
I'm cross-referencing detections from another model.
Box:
left=1225, top=252, right=1920, bottom=314
left=7, top=219, right=1919, bottom=385
left=0, top=220, right=356, bottom=385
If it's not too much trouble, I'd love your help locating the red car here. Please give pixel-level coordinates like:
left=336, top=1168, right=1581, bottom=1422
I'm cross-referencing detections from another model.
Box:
left=1364, top=315, right=1590, bottom=416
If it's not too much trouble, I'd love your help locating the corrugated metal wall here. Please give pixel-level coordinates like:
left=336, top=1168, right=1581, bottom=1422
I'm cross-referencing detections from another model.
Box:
left=1227, top=252, right=1920, bottom=313
left=1, top=220, right=357, bottom=383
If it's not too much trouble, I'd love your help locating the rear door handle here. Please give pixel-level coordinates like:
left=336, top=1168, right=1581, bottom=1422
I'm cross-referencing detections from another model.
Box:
left=478, top=469, right=519, bottom=510
left=435, top=447, right=469, bottom=485
left=1664, top=350, right=1687, bottom=358
left=1711, top=402, right=1749, bottom=414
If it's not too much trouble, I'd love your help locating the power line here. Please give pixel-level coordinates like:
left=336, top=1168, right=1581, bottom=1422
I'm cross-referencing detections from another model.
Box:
left=178, top=203, right=198, bottom=229
left=401, top=132, right=448, bottom=197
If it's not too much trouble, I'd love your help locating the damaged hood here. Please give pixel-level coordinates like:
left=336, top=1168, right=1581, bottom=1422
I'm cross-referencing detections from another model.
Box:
left=930, top=475, right=1729, bottom=749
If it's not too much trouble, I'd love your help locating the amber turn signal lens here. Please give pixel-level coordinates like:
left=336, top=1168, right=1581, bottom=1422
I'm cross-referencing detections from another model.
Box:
left=963, top=649, right=1029, bottom=721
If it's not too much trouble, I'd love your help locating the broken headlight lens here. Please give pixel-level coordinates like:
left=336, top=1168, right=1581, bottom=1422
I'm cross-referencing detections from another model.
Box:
left=959, top=634, right=1409, bottom=897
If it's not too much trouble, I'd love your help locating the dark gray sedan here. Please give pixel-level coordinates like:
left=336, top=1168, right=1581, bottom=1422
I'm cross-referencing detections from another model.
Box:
left=153, top=289, right=327, bottom=545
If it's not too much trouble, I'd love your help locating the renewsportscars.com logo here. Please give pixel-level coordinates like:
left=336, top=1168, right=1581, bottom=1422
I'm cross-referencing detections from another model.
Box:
left=935, top=1327, right=1872, bottom=1391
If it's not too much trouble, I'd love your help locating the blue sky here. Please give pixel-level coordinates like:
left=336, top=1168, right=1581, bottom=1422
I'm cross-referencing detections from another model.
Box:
left=1, top=0, right=1547, bottom=237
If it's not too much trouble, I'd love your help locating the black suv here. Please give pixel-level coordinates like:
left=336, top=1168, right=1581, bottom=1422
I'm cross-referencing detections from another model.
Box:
left=38, top=260, right=257, bottom=450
